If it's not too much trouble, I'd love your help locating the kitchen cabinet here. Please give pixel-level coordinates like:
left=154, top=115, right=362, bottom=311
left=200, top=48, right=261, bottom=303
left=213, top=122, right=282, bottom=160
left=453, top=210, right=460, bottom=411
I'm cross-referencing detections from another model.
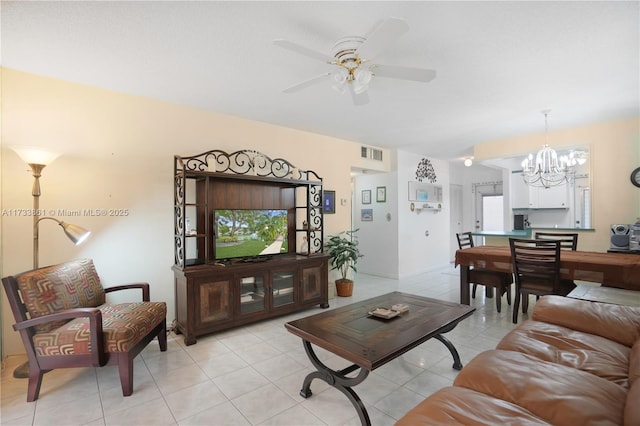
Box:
left=510, top=172, right=569, bottom=209
left=532, top=184, right=569, bottom=208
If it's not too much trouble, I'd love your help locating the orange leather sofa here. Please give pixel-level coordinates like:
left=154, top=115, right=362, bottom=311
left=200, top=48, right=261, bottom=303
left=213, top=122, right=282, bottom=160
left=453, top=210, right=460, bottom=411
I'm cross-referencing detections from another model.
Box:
left=396, top=295, right=640, bottom=425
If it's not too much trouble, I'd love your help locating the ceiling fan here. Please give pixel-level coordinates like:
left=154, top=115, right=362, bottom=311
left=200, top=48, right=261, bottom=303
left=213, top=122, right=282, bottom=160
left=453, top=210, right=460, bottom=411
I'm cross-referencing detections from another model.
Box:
left=274, top=17, right=436, bottom=106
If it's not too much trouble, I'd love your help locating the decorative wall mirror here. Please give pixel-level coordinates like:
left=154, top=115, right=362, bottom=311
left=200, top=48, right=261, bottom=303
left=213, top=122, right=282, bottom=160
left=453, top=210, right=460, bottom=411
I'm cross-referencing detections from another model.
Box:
left=408, top=181, right=443, bottom=202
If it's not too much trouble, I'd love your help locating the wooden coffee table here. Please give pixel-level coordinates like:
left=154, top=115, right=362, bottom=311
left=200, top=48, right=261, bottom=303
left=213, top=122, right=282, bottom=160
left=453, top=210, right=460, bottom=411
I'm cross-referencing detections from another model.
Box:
left=285, top=292, right=475, bottom=425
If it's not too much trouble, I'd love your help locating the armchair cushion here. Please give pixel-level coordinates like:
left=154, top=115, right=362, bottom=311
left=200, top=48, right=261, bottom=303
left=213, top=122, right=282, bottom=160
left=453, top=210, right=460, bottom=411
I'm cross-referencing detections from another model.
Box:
left=17, top=258, right=105, bottom=332
left=32, top=301, right=167, bottom=356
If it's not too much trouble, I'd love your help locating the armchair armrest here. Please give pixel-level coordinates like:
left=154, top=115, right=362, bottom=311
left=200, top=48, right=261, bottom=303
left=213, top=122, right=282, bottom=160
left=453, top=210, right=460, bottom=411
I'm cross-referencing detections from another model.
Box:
left=14, top=307, right=106, bottom=366
left=532, top=295, right=640, bottom=347
left=13, top=307, right=102, bottom=331
left=105, top=282, right=150, bottom=301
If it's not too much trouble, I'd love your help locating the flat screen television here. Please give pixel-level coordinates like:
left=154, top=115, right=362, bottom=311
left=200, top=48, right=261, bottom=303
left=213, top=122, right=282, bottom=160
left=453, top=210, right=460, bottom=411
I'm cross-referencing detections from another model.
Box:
left=215, top=209, right=289, bottom=261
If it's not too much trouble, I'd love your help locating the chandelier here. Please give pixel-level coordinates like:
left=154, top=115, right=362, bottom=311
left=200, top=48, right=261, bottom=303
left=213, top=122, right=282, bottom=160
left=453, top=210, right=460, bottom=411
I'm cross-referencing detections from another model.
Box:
left=521, top=111, right=580, bottom=189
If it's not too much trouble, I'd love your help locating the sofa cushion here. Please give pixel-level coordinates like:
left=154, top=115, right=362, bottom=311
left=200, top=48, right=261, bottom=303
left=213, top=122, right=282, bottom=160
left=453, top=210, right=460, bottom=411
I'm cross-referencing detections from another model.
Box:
left=497, top=320, right=631, bottom=387
left=627, top=341, right=640, bottom=425
left=395, top=386, right=550, bottom=426
left=17, top=259, right=105, bottom=332
left=532, top=295, right=640, bottom=347
left=32, top=301, right=166, bottom=355
left=627, top=378, right=640, bottom=426
left=453, top=350, right=626, bottom=426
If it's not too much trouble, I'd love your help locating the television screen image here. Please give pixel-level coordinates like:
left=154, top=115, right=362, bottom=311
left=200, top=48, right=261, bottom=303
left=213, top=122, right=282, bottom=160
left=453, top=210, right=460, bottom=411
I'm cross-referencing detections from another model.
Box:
left=215, top=209, right=289, bottom=260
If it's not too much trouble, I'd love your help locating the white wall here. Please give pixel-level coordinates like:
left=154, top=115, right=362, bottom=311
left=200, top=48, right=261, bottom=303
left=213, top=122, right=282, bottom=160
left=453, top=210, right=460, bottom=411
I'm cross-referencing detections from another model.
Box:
left=352, top=172, right=399, bottom=279
left=354, top=151, right=452, bottom=279
left=397, top=151, right=451, bottom=279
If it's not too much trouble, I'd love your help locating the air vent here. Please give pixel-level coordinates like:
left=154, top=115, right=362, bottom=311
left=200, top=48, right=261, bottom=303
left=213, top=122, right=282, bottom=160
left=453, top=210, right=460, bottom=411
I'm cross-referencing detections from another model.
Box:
left=361, top=146, right=383, bottom=161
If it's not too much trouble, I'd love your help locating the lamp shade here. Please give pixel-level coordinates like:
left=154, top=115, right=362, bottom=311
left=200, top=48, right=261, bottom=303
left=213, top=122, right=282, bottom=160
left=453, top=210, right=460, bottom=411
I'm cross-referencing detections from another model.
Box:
left=59, top=221, right=91, bottom=245
left=11, top=146, right=61, bottom=166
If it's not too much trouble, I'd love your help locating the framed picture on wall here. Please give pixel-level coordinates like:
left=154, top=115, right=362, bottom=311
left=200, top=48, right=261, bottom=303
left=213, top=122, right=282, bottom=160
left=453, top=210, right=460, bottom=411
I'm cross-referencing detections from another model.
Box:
left=376, top=186, right=386, bottom=202
left=323, top=190, right=336, bottom=214
left=362, top=190, right=372, bottom=204
left=361, top=209, right=373, bottom=221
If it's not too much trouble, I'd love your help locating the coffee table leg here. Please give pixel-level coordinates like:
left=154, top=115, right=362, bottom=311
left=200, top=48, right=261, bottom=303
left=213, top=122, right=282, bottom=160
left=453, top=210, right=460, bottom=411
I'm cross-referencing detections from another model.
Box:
left=433, top=334, right=463, bottom=370
left=299, top=340, right=371, bottom=426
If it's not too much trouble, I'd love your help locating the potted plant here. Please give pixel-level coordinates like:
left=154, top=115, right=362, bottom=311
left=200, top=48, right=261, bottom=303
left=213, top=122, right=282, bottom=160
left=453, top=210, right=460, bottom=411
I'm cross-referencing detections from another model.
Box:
left=324, top=229, right=361, bottom=297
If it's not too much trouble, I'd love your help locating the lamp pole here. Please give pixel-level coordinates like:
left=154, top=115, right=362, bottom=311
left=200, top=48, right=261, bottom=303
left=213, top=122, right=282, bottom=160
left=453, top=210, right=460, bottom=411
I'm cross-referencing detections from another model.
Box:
left=29, top=163, right=46, bottom=269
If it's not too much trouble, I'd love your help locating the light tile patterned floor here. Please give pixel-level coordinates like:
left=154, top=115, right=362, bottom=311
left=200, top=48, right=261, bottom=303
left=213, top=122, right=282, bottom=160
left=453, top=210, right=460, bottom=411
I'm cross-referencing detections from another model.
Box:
left=1, top=265, right=526, bottom=425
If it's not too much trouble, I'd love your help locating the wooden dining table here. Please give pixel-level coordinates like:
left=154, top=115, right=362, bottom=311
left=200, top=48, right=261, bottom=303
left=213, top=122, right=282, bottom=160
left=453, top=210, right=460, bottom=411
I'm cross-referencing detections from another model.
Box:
left=455, top=246, right=640, bottom=305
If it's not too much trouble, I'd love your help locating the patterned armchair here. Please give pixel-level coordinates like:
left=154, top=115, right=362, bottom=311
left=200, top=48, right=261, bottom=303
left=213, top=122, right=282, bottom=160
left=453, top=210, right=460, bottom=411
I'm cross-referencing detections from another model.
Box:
left=2, top=258, right=167, bottom=402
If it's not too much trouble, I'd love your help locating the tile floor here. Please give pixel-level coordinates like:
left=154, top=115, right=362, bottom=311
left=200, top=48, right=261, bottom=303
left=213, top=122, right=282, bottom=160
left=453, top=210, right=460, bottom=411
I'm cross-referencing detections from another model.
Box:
left=1, top=264, right=527, bottom=425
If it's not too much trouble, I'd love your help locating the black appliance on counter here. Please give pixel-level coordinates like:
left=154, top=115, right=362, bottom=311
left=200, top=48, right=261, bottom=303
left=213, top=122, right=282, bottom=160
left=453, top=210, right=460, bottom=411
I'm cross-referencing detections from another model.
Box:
left=514, top=214, right=528, bottom=230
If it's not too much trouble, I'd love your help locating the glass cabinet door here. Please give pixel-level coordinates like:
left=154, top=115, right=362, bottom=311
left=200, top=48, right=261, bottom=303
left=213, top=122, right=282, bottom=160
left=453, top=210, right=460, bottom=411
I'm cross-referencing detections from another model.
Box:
left=272, top=270, right=295, bottom=307
left=239, top=275, right=265, bottom=315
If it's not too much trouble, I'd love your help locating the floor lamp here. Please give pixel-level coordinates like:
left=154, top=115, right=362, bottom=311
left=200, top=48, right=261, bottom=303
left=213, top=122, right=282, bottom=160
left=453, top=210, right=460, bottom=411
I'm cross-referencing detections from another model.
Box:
left=10, top=146, right=91, bottom=378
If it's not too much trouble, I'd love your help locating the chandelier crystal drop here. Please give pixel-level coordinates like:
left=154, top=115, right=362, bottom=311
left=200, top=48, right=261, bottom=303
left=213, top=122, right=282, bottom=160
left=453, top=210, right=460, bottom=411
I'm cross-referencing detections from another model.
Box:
left=521, top=111, right=576, bottom=189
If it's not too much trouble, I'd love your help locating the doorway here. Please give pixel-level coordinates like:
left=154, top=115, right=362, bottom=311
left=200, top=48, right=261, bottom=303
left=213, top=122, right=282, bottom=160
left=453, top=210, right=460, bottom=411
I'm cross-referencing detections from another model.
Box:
left=482, top=195, right=504, bottom=231
left=473, top=182, right=504, bottom=240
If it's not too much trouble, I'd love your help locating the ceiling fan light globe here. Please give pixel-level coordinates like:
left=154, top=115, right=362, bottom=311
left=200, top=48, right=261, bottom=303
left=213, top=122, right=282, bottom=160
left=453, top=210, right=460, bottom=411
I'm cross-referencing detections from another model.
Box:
left=331, top=68, right=348, bottom=84
left=331, top=83, right=346, bottom=94
left=353, top=81, right=369, bottom=95
left=354, top=68, right=373, bottom=85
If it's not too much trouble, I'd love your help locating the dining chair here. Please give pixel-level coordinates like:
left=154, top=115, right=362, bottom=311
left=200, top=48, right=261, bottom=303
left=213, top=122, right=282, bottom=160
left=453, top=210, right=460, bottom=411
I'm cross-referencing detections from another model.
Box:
left=534, top=232, right=578, bottom=250
left=509, top=238, right=575, bottom=323
left=534, top=232, right=578, bottom=288
left=456, top=232, right=513, bottom=313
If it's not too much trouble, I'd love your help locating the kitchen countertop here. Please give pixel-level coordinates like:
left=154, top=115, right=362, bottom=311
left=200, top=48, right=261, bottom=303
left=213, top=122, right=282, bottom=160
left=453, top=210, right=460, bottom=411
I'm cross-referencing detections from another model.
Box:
left=471, top=230, right=532, bottom=237
left=472, top=228, right=595, bottom=238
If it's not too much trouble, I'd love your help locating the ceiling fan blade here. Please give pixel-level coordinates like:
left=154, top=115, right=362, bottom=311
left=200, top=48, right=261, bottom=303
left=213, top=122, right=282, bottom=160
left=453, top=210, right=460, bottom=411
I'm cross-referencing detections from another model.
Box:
left=349, top=84, right=370, bottom=106
left=372, top=65, right=436, bottom=83
left=356, top=17, right=410, bottom=60
left=282, top=73, right=331, bottom=93
left=273, top=39, right=333, bottom=63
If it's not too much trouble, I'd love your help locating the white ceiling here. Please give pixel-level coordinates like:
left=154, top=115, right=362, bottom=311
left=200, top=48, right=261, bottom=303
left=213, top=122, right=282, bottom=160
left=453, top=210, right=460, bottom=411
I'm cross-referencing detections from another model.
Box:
left=2, top=1, right=639, bottom=160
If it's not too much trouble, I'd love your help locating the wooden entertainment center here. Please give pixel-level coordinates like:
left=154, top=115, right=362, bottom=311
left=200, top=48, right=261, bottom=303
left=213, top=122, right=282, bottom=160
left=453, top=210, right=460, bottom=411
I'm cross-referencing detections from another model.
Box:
left=172, top=149, right=329, bottom=345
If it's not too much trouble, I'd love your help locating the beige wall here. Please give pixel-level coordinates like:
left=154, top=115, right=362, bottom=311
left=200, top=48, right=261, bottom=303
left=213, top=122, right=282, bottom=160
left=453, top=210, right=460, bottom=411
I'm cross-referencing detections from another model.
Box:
left=0, top=68, right=388, bottom=356
left=474, top=117, right=640, bottom=251
left=2, top=67, right=638, bottom=358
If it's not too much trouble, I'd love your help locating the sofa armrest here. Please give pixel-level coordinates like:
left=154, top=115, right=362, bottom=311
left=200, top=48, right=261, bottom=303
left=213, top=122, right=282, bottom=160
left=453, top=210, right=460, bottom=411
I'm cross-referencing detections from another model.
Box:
left=105, top=283, right=150, bottom=301
left=532, top=295, right=640, bottom=347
